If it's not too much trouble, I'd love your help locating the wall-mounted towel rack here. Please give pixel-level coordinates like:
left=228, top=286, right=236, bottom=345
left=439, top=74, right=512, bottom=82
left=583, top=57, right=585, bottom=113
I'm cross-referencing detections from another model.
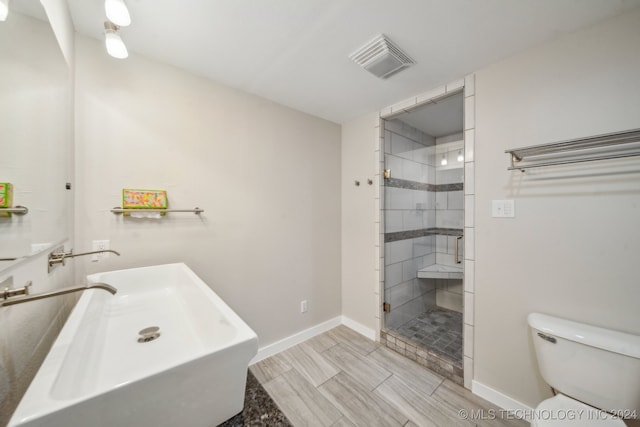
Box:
left=110, top=207, right=204, bottom=215
left=0, top=206, right=29, bottom=215
left=505, top=128, right=640, bottom=172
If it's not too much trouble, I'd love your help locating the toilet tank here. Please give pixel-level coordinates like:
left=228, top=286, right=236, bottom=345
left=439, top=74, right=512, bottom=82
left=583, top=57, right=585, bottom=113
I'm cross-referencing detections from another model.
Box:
left=528, top=313, right=640, bottom=415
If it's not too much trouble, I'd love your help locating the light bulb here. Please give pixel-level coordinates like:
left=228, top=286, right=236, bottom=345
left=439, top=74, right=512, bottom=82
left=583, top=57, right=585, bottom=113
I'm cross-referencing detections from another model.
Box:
left=457, top=150, right=464, bottom=162
left=0, top=0, right=9, bottom=22
left=440, top=154, right=447, bottom=166
left=105, top=0, right=131, bottom=27
left=104, top=22, right=128, bottom=59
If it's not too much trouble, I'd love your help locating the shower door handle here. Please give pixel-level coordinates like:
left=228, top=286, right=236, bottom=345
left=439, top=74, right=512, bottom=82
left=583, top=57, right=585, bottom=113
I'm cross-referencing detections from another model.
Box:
left=455, top=236, right=463, bottom=264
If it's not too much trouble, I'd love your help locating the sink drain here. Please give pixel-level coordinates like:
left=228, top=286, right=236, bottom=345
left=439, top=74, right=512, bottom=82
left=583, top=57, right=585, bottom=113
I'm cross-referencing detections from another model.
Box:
left=138, top=326, right=161, bottom=343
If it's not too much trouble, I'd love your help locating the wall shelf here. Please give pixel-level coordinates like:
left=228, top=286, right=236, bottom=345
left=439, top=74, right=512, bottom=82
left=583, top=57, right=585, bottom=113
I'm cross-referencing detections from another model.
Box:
left=0, top=206, right=29, bottom=216
left=417, top=264, right=463, bottom=280
left=505, top=128, right=640, bottom=172
left=110, top=207, right=204, bottom=215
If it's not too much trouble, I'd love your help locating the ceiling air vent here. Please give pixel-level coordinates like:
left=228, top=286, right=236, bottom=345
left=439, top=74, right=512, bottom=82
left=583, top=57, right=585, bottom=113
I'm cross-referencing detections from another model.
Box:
left=349, top=34, right=414, bottom=79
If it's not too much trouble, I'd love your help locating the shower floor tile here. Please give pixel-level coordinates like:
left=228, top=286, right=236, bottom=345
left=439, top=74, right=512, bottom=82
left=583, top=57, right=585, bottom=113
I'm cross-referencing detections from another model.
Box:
left=390, top=307, right=463, bottom=365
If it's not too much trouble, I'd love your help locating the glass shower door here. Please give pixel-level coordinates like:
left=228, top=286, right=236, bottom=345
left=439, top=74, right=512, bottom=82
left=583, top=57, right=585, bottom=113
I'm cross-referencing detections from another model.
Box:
left=382, top=119, right=437, bottom=331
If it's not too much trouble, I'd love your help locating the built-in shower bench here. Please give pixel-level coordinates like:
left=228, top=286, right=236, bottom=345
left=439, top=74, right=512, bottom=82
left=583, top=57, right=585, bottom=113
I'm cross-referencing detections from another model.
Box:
left=417, top=264, right=463, bottom=279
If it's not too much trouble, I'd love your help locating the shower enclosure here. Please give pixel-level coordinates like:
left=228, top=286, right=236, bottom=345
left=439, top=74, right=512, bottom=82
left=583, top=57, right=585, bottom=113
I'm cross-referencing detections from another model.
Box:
left=381, top=92, right=465, bottom=384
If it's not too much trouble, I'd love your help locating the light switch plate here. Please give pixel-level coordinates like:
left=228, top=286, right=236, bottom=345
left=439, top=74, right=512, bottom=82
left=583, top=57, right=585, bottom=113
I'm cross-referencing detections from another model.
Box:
left=492, top=200, right=515, bottom=218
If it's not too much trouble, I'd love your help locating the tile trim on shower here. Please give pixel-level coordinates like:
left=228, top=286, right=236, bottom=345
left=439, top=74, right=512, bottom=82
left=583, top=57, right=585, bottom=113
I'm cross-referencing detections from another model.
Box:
left=462, top=74, right=476, bottom=390
left=376, top=74, right=476, bottom=390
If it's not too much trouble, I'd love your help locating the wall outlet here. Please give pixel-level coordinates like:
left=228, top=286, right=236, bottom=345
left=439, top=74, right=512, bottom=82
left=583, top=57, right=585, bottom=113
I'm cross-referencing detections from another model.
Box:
left=300, top=300, right=308, bottom=313
left=92, top=240, right=110, bottom=262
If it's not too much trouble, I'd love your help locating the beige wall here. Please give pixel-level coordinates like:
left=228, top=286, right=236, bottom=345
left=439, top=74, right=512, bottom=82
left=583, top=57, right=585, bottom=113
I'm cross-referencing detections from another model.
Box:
left=341, top=113, right=379, bottom=334
left=473, top=8, right=640, bottom=407
left=73, top=35, right=342, bottom=348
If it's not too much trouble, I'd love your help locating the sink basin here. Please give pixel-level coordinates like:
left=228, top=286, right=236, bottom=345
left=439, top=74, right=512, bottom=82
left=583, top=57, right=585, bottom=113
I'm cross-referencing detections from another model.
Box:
left=9, top=263, right=258, bottom=427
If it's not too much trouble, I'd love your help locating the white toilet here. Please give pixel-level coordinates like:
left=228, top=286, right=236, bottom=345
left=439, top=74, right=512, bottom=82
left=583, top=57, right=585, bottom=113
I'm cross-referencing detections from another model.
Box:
left=528, top=313, right=640, bottom=426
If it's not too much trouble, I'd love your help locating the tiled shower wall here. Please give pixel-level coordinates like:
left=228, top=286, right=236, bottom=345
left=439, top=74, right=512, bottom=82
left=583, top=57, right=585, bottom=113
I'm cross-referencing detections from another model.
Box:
left=383, top=120, right=437, bottom=329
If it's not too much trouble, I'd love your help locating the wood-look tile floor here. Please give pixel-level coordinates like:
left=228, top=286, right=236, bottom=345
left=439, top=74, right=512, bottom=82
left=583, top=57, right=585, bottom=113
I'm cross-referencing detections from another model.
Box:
left=250, top=326, right=529, bottom=427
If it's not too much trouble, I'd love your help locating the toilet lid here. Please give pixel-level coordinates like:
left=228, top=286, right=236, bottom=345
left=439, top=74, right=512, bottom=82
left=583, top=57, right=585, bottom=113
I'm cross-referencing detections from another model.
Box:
left=532, top=394, right=627, bottom=427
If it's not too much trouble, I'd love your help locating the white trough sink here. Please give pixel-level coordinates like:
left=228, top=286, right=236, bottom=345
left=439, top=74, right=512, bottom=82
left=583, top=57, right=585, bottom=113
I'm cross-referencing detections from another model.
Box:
left=9, top=263, right=258, bottom=427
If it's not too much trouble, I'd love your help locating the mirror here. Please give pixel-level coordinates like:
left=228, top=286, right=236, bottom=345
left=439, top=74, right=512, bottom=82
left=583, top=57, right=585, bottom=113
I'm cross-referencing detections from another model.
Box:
left=0, top=0, right=71, bottom=270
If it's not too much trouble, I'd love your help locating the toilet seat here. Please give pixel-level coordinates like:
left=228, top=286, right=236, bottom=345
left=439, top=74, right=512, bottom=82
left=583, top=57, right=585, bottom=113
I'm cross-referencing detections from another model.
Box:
left=532, top=394, right=626, bottom=427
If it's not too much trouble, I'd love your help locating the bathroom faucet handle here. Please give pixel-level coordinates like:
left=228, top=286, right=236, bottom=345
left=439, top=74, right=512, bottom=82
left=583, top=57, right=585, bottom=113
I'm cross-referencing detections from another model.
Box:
left=49, top=254, right=66, bottom=267
left=1, top=281, right=32, bottom=300
left=48, top=249, right=73, bottom=267
left=54, top=250, right=73, bottom=259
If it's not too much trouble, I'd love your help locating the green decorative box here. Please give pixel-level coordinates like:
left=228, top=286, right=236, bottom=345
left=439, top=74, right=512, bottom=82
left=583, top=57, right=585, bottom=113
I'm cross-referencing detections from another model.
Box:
left=0, top=183, right=14, bottom=217
left=122, top=189, right=168, bottom=216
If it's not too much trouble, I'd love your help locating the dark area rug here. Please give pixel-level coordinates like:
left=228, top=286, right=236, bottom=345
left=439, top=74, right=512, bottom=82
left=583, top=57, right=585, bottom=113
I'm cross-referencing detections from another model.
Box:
left=217, top=370, right=292, bottom=426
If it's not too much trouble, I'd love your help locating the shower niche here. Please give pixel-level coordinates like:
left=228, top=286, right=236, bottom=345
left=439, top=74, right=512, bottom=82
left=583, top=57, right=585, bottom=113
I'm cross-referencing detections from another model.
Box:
left=381, top=91, right=465, bottom=384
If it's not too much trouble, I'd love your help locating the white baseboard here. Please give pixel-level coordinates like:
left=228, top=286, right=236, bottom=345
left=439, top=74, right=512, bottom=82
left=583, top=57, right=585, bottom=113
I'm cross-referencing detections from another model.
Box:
left=341, top=315, right=376, bottom=340
left=250, top=316, right=378, bottom=365
left=250, top=316, right=342, bottom=364
left=472, top=380, right=533, bottom=419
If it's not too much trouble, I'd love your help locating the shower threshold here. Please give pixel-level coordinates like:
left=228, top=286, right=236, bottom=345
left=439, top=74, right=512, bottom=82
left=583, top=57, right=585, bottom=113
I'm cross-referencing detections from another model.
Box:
left=381, top=307, right=463, bottom=385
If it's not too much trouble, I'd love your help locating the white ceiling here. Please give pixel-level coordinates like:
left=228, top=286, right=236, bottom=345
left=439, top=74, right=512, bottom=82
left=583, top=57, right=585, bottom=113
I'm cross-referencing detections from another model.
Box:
left=67, top=0, right=640, bottom=124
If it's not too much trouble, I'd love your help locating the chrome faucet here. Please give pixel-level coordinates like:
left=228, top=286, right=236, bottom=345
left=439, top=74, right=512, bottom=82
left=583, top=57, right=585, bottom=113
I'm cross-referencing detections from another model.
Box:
left=1, top=282, right=117, bottom=307
left=48, top=249, right=121, bottom=269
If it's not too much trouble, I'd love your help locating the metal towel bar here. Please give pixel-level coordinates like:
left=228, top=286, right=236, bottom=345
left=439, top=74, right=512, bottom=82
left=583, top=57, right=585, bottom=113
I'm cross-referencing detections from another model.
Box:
left=110, top=207, right=204, bottom=215
left=0, top=206, right=29, bottom=215
left=505, top=128, right=640, bottom=172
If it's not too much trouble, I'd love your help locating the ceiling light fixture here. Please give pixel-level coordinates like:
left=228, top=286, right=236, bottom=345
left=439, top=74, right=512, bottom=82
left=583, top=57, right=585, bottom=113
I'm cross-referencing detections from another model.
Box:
left=105, top=0, right=131, bottom=27
left=104, top=21, right=128, bottom=59
left=440, top=153, right=448, bottom=166
left=457, top=150, right=464, bottom=162
left=0, top=0, right=9, bottom=22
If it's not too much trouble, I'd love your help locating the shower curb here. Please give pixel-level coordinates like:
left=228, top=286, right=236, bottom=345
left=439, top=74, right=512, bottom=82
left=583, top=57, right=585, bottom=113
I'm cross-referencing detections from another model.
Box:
left=380, top=329, right=464, bottom=386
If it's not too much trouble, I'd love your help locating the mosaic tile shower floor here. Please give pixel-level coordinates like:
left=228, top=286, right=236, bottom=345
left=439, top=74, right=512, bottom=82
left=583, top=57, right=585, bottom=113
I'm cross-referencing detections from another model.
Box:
left=390, top=306, right=463, bottom=366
